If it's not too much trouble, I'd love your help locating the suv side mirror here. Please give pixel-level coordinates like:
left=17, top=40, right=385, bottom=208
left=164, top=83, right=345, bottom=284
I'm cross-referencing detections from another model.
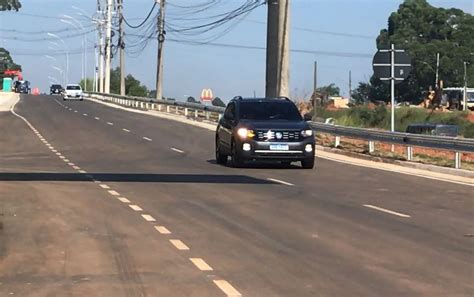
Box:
left=303, top=114, right=312, bottom=121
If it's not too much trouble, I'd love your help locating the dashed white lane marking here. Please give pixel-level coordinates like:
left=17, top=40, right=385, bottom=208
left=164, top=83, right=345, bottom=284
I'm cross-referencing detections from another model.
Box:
left=190, top=258, right=213, bottom=271
left=63, top=159, right=70, bottom=162
left=122, top=128, right=130, bottom=133
left=55, top=152, right=62, bottom=156
left=171, top=147, right=185, bottom=154
left=74, top=110, right=78, bottom=113
left=141, top=214, right=156, bottom=222
left=118, top=197, right=131, bottom=203
left=100, top=184, right=110, bottom=189
left=59, top=156, right=66, bottom=159
left=169, top=239, right=189, bottom=250
left=363, top=204, right=411, bottom=218
left=108, top=190, right=120, bottom=196
left=213, top=280, right=242, bottom=297
left=68, top=162, right=75, bottom=166
left=78, top=170, right=87, bottom=174
left=52, top=150, right=58, bottom=153
left=83, top=113, right=88, bottom=116
left=129, top=205, right=143, bottom=211
left=154, top=226, right=171, bottom=234
left=143, top=137, right=152, bottom=142
left=72, top=166, right=81, bottom=170
left=107, top=122, right=114, bottom=126
left=94, top=117, right=100, bottom=120
left=267, top=178, right=294, bottom=186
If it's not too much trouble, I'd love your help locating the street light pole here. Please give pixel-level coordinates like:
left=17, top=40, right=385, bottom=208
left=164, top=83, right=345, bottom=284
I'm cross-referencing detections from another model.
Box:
left=62, top=14, right=88, bottom=91
left=47, top=33, right=69, bottom=85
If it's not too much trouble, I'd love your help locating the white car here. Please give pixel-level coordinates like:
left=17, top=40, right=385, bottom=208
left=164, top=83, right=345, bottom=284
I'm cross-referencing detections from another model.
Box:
left=63, top=84, right=83, bottom=101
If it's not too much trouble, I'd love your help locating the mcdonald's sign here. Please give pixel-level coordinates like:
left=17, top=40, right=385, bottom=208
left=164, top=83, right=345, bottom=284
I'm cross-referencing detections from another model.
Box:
left=200, top=88, right=213, bottom=102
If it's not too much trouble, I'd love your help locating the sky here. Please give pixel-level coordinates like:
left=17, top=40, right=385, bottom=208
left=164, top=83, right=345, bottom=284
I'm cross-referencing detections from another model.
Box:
left=0, top=0, right=472, bottom=101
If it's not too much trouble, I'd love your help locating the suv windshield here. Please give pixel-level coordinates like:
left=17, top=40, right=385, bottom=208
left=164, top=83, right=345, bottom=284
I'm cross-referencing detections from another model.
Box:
left=66, top=86, right=81, bottom=90
left=239, top=101, right=302, bottom=121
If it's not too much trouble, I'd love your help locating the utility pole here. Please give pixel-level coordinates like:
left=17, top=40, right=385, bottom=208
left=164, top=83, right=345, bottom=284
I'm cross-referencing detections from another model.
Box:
left=265, top=0, right=290, bottom=98
left=155, top=0, right=166, bottom=100
left=435, top=52, right=440, bottom=87
left=464, top=61, right=468, bottom=111
left=313, top=61, right=317, bottom=119
left=349, top=70, right=352, bottom=101
left=118, top=0, right=125, bottom=96
left=104, top=0, right=113, bottom=93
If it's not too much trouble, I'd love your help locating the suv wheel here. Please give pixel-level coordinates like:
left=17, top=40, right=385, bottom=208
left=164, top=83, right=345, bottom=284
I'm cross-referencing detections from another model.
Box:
left=301, top=157, right=315, bottom=169
left=231, top=141, right=244, bottom=168
left=215, top=139, right=227, bottom=165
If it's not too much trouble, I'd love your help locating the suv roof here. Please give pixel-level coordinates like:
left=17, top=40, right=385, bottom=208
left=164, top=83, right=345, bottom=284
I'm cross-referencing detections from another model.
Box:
left=231, top=96, right=290, bottom=102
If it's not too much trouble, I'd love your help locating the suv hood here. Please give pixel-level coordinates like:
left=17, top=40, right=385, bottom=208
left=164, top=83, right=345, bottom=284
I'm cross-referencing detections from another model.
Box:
left=239, top=120, right=309, bottom=131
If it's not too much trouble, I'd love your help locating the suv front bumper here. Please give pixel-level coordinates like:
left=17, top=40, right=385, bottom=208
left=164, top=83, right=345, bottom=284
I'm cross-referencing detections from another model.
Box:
left=235, top=138, right=315, bottom=161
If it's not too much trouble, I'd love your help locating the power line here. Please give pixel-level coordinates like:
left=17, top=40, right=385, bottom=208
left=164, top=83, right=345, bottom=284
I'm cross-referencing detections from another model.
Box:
left=123, top=2, right=157, bottom=29
left=7, top=47, right=95, bottom=56
left=245, top=19, right=375, bottom=39
left=126, top=33, right=372, bottom=58
left=0, top=25, right=95, bottom=35
left=1, top=29, right=96, bottom=42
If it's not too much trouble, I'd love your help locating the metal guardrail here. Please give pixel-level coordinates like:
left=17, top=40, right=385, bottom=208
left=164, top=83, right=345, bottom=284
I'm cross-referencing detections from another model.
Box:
left=85, top=92, right=474, bottom=169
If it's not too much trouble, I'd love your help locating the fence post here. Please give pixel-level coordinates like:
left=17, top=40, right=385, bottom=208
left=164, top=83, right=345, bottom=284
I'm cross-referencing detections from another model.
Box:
left=206, top=111, right=210, bottom=120
left=195, top=110, right=198, bottom=118
left=185, top=108, right=189, bottom=116
left=455, top=152, right=462, bottom=169
left=166, top=106, right=170, bottom=113
left=335, top=136, right=341, bottom=148
left=407, top=146, right=413, bottom=161
left=158, top=104, right=162, bottom=111
left=369, top=141, right=375, bottom=153
left=175, top=106, right=179, bottom=114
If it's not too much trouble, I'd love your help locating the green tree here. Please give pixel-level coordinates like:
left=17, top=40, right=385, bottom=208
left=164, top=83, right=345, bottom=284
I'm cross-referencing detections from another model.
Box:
left=369, top=0, right=474, bottom=103
left=0, top=0, right=21, bottom=11
left=108, top=67, right=149, bottom=97
left=318, top=83, right=340, bottom=97
left=79, top=78, right=94, bottom=92
left=212, top=97, right=226, bottom=107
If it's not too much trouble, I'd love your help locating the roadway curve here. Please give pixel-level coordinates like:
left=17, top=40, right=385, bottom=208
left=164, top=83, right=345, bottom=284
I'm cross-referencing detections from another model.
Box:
left=0, top=94, right=472, bottom=296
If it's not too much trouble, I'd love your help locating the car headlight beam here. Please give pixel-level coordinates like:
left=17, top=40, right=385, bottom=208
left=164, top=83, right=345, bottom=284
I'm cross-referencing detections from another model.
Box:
left=301, top=129, right=313, bottom=137
left=237, top=128, right=255, bottom=139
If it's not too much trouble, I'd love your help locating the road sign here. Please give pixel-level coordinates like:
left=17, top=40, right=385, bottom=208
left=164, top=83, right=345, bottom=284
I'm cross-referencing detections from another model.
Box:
left=372, top=44, right=412, bottom=135
left=200, top=88, right=213, bottom=102
left=372, top=49, right=411, bottom=84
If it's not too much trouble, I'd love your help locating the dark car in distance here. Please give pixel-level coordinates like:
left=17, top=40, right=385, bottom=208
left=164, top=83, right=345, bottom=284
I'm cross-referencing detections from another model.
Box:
left=50, top=84, right=64, bottom=95
left=216, top=97, right=315, bottom=169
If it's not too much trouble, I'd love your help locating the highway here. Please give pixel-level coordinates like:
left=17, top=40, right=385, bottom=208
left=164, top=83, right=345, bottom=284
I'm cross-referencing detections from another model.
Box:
left=0, top=94, right=472, bottom=296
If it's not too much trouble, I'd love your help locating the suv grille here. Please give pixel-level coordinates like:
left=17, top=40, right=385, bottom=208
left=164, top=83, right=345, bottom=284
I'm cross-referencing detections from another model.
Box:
left=256, top=130, right=301, bottom=142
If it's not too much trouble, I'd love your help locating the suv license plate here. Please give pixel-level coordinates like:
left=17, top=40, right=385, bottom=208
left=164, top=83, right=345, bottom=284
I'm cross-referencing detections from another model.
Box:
left=270, top=144, right=289, bottom=151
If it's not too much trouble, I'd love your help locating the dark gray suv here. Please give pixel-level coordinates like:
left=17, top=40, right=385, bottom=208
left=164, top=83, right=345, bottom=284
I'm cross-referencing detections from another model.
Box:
left=215, top=97, right=315, bottom=169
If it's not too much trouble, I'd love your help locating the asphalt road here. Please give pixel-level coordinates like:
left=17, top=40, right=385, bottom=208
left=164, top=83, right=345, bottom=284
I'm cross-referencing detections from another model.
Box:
left=0, top=94, right=472, bottom=297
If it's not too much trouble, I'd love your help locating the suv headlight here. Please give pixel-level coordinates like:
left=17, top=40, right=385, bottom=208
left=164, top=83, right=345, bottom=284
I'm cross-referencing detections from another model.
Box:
left=237, top=128, right=255, bottom=139
left=301, top=129, right=313, bottom=137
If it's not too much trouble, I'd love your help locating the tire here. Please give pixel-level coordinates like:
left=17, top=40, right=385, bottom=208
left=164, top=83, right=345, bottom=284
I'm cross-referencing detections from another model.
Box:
left=301, top=157, right=315, bottom=169
left=231, top=140, right=244, bottom=168
left=215, top=138, right=228, bottom=165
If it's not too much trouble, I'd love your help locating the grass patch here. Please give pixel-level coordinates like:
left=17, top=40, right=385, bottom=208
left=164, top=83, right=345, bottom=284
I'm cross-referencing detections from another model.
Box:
left=314, top=106, right=474, bottom=138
